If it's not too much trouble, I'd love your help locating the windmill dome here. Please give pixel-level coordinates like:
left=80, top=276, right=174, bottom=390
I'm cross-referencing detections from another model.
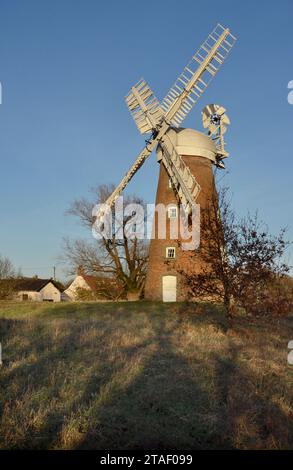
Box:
left=157, top=127, right=217, bottom=163
left=177, top=127, right=217, bottom=157
left=168, top=127, right=218, bottom=162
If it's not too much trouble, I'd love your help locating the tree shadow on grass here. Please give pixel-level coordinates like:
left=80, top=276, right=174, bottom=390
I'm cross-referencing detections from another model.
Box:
left=74, top=315, right=234, bottom=450
left=74, top=313, right=292, bottom=450
left=0, top=311, right=157, bottom=449
left=212, top=338, right=293, bottom=449
left=1, top=310, right=292, bottom=450
left=0, top=317, right=23, bottom=339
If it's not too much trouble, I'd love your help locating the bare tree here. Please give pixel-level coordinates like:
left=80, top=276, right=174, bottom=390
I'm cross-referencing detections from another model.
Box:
left=178, top=188, right=291, bottom=318
left=0, top=254, right=18, bottom=299
left=0, top=254, right=16, bottom=279
left=64, top=184, right=149, bottom=299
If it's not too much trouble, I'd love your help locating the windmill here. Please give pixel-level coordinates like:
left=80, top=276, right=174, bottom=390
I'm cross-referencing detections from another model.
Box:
left=98, top=24, right=236, bottom=217
left=97, top=24, right=236, bottom=301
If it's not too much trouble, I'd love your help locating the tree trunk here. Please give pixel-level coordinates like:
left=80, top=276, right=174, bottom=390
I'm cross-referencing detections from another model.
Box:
left=224, top=292, right=234, bottom=321
left=126, top=289, right=141, bottom=301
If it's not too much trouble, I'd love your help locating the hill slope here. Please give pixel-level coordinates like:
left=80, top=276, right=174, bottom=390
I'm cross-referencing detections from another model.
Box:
left=0, top=301, right=292, bottom=449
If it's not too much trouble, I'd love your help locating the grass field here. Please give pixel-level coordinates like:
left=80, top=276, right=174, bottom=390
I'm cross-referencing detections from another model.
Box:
left=0, top=301, right=292, bottom=450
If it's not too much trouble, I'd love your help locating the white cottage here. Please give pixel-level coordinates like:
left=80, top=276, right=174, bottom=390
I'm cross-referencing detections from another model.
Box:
left=13, top=278, right=62, bottom=302
left=64, top=267, right=122, bottom=301
left=64, top=271, right=99, bottom=301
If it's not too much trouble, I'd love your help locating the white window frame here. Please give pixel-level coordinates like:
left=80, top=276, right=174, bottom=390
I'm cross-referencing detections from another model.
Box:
left=168, top=206, right=178, bottom=219
left=166, top=247, right=176, bottom=259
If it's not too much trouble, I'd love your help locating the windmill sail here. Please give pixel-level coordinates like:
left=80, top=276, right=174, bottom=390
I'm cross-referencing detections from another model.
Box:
left=158, top=135, right=201, bottom=214
left=161, top=24, right=236, bottom=127
left=125, top=79, right=164, bottom=134
left=99, top=24, right=236, bottom=215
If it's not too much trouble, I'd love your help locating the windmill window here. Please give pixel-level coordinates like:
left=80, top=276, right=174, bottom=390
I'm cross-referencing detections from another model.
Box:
left=168, top=178, right=173, bottom=189
left=166, top=247, right=176, bottom=259
left=168, top=206, right=178, bottom=219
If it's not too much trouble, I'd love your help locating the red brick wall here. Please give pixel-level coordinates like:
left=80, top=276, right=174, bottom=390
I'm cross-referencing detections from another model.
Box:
left=144, top=155, right=216, bottom=301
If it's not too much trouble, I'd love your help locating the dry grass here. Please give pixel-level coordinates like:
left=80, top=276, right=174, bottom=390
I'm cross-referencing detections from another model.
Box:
left=0, top=301, right=292, bottom=450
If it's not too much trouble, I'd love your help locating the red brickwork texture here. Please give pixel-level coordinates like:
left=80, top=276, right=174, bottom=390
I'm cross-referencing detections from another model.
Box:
left=144, top=155, right=216, bottom=301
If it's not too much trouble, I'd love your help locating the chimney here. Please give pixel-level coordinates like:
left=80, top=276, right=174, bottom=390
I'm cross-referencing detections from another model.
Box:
left=77, top=265, right=85, bottom=276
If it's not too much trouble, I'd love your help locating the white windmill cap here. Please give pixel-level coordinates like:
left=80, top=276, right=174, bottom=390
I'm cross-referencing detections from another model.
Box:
left=157, top=127, right=217, bottom=163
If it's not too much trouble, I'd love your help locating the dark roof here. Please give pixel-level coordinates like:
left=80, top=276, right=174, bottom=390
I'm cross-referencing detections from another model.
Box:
left=0, top=278, right=62, bottom=292
left=82, top=274, right=103, bottom=291
left=74, top=267, right=120, bottom=292
left=76, top=273, right=119, bottom=292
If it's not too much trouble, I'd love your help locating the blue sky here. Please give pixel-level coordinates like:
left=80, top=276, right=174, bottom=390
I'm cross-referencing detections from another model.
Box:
left=0, top=0, right=292, bottom=280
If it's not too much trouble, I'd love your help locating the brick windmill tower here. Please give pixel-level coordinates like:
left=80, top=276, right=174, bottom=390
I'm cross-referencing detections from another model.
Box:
left=97, top=24, right=236, bottom=301
left=144, top=125, right=220, bottom=301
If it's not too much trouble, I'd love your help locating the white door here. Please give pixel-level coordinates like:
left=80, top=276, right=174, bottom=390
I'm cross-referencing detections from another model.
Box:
left=162, top=275, right=177, bottom=302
